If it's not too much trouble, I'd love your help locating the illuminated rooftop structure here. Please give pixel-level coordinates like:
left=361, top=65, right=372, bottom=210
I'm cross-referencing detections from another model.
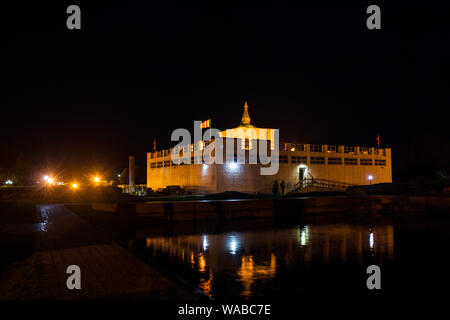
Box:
left=239, top=101, right=254, bottom=128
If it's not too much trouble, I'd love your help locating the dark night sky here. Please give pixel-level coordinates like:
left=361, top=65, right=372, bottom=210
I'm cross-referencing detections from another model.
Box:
left=1, top=1, right=449, bottom=180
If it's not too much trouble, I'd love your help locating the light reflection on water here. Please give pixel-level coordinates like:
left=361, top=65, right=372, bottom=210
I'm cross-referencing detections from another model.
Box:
left=144, top=224, right=394, bottom=298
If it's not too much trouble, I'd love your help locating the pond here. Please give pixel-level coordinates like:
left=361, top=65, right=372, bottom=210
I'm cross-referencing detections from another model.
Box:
left=129, top=216, right=450, bottom=299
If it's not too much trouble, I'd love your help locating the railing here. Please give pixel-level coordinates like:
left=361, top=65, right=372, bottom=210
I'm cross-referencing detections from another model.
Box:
left=284, top=143, right=306, bottom=151
left=152, top=144, right=388, bottom=159
left=310, top=144, right=323, bottom=152
left=375, top=148, right=386, bottom=156
left=327, top=145, right=339, bottom=153
left=292, top=178, right=356, bottom=192
left=344, top=146, right=356, bottom=154
left=359, top=147, right=372, bottom=155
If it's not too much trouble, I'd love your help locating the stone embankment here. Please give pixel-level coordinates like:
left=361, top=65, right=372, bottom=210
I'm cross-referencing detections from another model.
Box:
left=88, top=195, right=450, bottom=222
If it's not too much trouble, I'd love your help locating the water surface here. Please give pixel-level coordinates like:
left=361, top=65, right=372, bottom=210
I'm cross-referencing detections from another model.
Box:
left=131, top=217, right=450, bottom=298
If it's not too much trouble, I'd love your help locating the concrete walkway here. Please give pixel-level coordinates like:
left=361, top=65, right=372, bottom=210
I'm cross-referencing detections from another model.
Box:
left=0, top=204, right=195, bottom=299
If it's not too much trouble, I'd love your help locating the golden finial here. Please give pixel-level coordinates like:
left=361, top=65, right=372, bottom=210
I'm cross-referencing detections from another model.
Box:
left=240, top=101, right=251, bottom=126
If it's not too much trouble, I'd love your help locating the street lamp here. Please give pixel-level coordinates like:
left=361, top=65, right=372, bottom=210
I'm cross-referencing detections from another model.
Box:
left=368, top=175, right=373, bottom=184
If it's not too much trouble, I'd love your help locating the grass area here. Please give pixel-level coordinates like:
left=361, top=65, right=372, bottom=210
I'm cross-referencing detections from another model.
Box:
left=0, top=185, right=125, bottom=204
left=0, top=202, right=38, bottom=271
left=0, top=233, right=35, bottom=272
left=0, top=186, right=348, bottom=205
left=0, top=202, right=39, bottom=224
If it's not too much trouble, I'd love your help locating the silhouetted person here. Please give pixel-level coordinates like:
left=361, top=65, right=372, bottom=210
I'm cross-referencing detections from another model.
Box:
left=272, top=180, right=279, bottom=197
left=280, top=180, right=285, bottom=196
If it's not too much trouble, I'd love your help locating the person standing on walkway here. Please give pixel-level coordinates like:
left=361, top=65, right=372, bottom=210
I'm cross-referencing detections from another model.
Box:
left=272, top=180, right=279, bottom=197
left=280, top=180, right=285, bottom=196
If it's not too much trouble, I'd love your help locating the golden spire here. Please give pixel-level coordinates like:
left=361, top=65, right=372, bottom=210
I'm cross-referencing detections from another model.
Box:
left=240, top=101, right=252, bottom=126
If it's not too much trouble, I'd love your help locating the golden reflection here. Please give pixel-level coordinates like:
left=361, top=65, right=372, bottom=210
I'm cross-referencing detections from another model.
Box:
left=143, top=224, right=395, bottom=297
left=198, top=253, right=207, bottom=272
left=237, top=254, right=277, bottom=298
left=145, top=225, right=394, bottom=267
left=199, top=270, right=214, bottom=297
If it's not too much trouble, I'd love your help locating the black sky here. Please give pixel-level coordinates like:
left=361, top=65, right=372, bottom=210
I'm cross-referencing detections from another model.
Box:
left=1, top=1, right=449, bottom=180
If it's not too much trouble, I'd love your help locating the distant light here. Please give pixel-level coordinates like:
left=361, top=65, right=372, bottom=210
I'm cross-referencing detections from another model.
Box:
left=5, top=180, right=13, bottom=185
left=290, top=147, right=295, bottom=151
left=368, top=175, right=373, bottom=180
left=299, top=226, right=309, bottom=246
left=72, top=183, right=78, bottom=189
left=117, top=174, right=121, bottom=178
left=299, top=164, right=307, bottom=168
left=57, top=182, right=64, bottom=185
left=227, top=162, right=238, bottom=171
left=369, top=232, right=374, bottom=248
left=44, top=175, right=55, bottom=185
left=93, top=176, right=100, bottom=183
left=227, top=234, right=239, bottom=255
left=202, top=234, right=208, bottom=251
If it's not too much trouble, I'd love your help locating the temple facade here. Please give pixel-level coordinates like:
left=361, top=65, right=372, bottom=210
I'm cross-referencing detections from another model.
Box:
left=147, top=103, right=392, bottom=194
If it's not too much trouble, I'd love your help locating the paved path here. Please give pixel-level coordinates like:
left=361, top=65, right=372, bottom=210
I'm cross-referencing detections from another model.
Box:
left=0, top=204, right=195, bottom=299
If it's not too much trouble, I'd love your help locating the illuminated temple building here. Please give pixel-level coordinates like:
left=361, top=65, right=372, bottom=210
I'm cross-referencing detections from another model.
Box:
left=147, top=102, right=392, bottom=194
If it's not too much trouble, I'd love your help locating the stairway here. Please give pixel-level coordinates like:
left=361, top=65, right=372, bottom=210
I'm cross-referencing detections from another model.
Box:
left=292, top=178, right=356, bottom=193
